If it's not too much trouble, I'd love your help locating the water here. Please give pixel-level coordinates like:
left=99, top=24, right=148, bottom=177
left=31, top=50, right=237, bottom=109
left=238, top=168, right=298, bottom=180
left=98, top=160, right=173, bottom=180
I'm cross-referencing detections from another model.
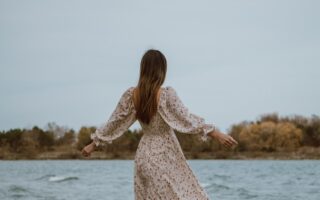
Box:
left=0, top=160, right=319, bottom=200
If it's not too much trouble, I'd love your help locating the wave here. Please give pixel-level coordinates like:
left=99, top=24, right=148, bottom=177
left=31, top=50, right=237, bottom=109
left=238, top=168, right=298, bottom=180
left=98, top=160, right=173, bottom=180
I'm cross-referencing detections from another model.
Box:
left=48, top=175, right=79, bottom=182
left=8, top=185, right=28, bottom=193
left=213, top=174, right=231, bottom=179
left=203, top=182, right=231, bottom=190
left=200, top=182, right=211, bottom=188
left=34, top=174, right=79, bottom=182
left=7, top=185, right=30, bottom=198
left=237, top=187, right=259, bottom=199
left=34, top=174, right=56, bottom=180
left=207, top=174, right=231, bottom=181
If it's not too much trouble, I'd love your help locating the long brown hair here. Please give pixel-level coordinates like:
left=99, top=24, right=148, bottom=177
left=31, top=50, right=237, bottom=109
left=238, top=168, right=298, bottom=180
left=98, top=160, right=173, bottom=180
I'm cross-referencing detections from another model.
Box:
left=134, top=49, right=167, bottom=124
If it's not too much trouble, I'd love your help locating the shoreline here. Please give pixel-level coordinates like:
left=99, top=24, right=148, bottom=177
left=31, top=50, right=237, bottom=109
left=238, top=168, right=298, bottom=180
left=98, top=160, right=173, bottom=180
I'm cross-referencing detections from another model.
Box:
left=1, top=148, right=320, bottom=160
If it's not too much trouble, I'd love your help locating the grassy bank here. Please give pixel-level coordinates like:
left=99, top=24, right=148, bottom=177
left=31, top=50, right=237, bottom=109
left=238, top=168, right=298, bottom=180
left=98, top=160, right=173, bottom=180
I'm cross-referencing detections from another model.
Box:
left=1, top=146, right=320, bottom=160
left=1, top=113, right=319, bottom=160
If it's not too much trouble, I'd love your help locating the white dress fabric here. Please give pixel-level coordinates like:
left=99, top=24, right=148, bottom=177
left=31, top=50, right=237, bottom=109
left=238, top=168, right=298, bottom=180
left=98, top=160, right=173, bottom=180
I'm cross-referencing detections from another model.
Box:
left=91, top=86, right=216, bottom=200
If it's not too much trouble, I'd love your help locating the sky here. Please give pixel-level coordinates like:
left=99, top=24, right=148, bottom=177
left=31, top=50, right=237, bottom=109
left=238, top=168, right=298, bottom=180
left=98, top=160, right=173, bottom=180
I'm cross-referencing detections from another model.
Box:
left=0, top=0, right=319, bottom=133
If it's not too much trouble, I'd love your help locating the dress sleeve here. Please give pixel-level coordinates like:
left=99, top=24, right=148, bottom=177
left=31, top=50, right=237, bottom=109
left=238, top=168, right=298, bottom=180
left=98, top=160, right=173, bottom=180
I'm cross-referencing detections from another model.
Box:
left=159, top=86, right=216, bottom=142
left=90, top=87, right=137, bottom=147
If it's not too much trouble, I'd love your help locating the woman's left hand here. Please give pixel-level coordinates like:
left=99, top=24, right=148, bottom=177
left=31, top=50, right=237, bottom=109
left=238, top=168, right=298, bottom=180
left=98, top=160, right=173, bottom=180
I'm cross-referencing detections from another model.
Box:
left=81, top=142, right=96, bottom=157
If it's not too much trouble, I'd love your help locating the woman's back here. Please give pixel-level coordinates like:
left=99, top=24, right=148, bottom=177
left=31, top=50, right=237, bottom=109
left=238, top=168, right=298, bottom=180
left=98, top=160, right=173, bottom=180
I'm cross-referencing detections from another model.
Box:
left=131, top=86, right=215, bottom=140
left=90, top=85, right=215, bottom=199
left=131, top=86, right=214, bottom=200
left=132, top=87, right=165, bottom=131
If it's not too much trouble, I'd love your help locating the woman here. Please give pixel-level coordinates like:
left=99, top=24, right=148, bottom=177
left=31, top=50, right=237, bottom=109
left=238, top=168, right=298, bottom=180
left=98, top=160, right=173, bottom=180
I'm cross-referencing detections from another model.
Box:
left=81, top=49, right=238, bottom=199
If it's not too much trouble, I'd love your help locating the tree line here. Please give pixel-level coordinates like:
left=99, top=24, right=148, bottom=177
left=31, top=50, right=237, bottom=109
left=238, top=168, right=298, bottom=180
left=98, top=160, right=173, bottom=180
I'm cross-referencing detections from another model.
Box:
left=0, top=113, right=319, bottom=159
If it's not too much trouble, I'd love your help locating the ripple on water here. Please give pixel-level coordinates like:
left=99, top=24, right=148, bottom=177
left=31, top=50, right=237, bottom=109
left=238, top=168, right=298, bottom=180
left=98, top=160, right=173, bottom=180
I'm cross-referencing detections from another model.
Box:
left=7, top=185, right=30, bottom=199
left=236, top=187, right=259, bottom=199
left=48, top=175, right=79, bottom=182
left=212, top=174, right=231, bottom=180
left=34, top=174, right=56, bottom=180
left=8, top=185, right=28, bottom=193
left=205, top=182, right=231, bottom=191
left=34, top=174, right=80, bottom=182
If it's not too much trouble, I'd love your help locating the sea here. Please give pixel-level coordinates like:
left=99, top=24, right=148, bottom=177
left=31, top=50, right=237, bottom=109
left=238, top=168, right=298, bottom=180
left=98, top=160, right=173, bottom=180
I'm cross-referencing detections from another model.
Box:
left=0, top=160, right=319, bottom=200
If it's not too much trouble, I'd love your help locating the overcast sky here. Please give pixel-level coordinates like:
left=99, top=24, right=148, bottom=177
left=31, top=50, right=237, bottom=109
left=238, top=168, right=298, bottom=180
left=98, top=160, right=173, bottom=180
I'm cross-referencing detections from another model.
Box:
left=0, top=0, right=319, bottom=133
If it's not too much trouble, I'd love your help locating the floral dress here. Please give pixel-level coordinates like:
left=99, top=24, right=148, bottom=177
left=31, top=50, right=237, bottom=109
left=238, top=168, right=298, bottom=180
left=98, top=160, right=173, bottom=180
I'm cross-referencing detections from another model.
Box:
left=91, top=86, right=216, bottom=200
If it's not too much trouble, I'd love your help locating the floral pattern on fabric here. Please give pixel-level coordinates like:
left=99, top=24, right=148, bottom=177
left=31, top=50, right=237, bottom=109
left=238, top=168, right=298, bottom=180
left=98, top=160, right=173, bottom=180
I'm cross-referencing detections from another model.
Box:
left=159, top=86, right=216, bottom=142
left=90, top=87, right=136, bottom=146
left=90, top=86, right=216, bottom=200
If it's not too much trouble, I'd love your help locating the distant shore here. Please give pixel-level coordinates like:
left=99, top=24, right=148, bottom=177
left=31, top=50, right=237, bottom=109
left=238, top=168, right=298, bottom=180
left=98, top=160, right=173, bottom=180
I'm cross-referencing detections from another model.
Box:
left=1, top=113, right=320, bottom=161
left=1, top=147, right=320, bottom=160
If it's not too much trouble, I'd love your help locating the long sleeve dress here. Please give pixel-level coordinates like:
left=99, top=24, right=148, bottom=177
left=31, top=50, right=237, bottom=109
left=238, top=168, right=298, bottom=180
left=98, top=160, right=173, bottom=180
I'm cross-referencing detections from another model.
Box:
left=90, top=86, right=216, bottom=200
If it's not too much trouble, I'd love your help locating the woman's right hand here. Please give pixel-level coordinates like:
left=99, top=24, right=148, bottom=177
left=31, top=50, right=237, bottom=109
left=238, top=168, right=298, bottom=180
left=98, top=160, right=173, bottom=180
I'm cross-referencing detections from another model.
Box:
left=209, top=130, right=238, bottom=149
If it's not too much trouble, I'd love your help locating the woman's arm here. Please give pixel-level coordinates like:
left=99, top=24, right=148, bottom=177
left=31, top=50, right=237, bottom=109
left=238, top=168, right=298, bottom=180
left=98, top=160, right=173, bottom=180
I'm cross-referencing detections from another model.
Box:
left=81, top=87, right=136, bottom=157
